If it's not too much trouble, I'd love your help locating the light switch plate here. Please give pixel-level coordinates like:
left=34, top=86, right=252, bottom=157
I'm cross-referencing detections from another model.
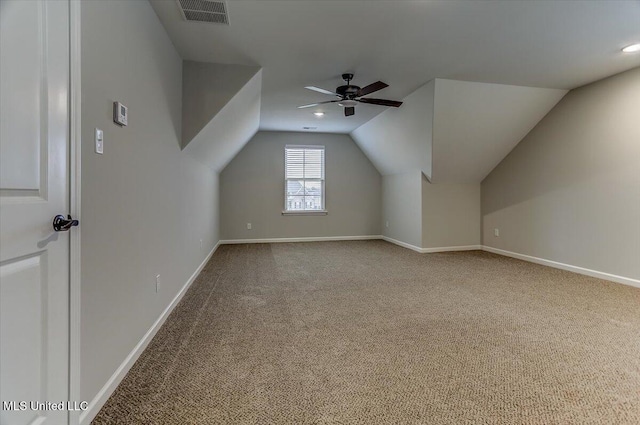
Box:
left=95, top=128, right=104, bottom=154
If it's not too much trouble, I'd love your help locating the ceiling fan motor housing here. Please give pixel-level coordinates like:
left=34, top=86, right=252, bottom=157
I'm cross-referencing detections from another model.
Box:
left=336, top=85, right=360, bottom=98
left=337, top=73, right=359, bottom=99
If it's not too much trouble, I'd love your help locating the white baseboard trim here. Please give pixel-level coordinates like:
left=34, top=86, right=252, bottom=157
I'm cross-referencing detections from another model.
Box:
left=381, top=236, right=481, bottom=254
left=422, top=245, right=483, bottom=253
left=220, top=235, right=382, bottom=244
left=482, top=245, right=640, bottom=289
left=79, top=241, right=221, bottom=425
left=222, top=235, right=482, bottom=255
left=380, top=236, right=423, bottom=252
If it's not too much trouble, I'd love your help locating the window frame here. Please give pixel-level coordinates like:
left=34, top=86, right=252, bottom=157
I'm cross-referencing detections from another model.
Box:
left=283, top=145, right=327, bottom=215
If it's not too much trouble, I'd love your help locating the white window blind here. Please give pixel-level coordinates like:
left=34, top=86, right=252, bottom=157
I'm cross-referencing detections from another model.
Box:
left=285, top=145, right=325, bottom=212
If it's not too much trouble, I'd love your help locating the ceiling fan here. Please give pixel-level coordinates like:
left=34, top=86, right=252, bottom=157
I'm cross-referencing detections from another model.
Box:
left=298, top=73, right=403, bottom=117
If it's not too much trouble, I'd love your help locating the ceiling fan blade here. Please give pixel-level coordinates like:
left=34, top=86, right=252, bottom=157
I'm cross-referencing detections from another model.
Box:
left=358, top=97, right=403, bottom=107
left=305, top=86, right=339, bottom=96
left=297, top=100, right=340, bottom=109
left=357, top=81, right=388, bottom=97
left=344, top=107, right=355, bottom=117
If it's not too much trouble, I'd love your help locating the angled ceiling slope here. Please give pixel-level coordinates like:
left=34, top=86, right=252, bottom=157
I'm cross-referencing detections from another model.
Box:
left=151, top=0, right=640, bottom=134
left=351, top=81, right=435, bottom=179
left=432, top=79, right=567, bottom=183
left=182, top=66, right=262, bottom=172
left=182, top=61, right=261, bottom=148
left=351, top=79, right=567, bottom=183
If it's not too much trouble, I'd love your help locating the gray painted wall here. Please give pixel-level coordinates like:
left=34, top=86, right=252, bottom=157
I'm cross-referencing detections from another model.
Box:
left=381, top=171, right=423, bottom=248
left=422, top=177, right=481, bottom=248
left=220, top=131, right=381, bottom=240
left=81, top=0, right=219, bottom=404
left=381, top=171, right=479, bottom=249
left=482, top=67, right=640, bottom=280
left=182, top=61, right=260, bottom=147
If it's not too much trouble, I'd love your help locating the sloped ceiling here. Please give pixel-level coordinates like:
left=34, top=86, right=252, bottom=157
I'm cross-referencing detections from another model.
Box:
left=150, top=0, right=640, bottom=134
left=149, top=1, right=638, bottom=177
left=182, top=70, right=262, bottom=172
left=182, top=61, right=261, bottom=148
left=351, top=81, right=435, bottom=179
left=432, top=79, right=568, bottom=183
left=350, top=79, right=567, bottom=183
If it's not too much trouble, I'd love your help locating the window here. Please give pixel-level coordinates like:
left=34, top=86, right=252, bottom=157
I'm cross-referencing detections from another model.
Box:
left=284, top=145, right=325, bottom=212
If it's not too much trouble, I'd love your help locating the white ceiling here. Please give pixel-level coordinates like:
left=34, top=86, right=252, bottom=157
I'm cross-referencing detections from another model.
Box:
left=150, top=0, right=640, bottom=134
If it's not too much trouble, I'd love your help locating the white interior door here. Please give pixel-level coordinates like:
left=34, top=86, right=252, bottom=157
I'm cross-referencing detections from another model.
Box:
left=0, top=1, right=71, bottom=424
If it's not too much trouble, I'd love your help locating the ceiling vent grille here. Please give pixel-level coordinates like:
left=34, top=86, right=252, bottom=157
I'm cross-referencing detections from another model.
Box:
left=176, top=0, right=229, bottom=25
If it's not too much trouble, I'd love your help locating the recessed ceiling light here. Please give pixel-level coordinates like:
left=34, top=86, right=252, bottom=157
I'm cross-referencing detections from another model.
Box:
left=622, top=43, right=640, bottom=53
left=313, top=112, right=324, bottom=117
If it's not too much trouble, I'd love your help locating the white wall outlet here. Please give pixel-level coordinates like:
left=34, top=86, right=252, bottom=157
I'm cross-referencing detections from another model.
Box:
left=200, top=239, right=203, bottom=249
left=95, top=128, right=104, bottom=154
left=247, top=223, right=252, bottom=230
left=385, top=221, right=389, bottom=228
left=155, top=274, right=160, bottom=293
left=494, top=228, right=500, bottom=237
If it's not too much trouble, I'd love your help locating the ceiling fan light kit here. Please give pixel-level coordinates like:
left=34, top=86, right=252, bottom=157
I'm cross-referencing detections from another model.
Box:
left=298, top=73, right=403, bottom=117
left=338, top=100, right=357, bottom=107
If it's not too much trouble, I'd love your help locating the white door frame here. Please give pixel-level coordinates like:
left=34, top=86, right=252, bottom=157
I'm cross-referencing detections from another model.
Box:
left=69, top=1, right=82, bottom=424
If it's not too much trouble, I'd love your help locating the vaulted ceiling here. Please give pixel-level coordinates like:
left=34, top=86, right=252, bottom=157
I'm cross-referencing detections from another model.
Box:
left=151, top=0, right=640, bottom=134
left=151, top=0, right=640, bottom=179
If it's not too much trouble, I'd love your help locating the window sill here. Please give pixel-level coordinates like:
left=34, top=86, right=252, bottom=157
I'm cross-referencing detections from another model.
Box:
left=282, top=210, right=328, bottom=216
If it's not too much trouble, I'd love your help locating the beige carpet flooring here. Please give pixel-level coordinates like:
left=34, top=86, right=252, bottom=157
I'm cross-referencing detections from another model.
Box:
left=92, top=241, right=640, bottom=424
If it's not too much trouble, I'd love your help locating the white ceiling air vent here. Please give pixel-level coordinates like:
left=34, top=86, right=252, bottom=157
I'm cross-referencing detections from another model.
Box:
left=176, top=0, right=229, bottom=25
